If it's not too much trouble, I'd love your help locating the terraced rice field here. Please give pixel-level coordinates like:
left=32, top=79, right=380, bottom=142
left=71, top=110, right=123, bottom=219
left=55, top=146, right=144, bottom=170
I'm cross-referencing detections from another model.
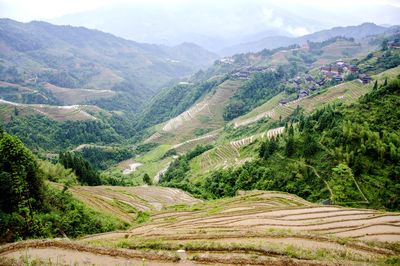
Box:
left=56, top=185, right=201, bottom=223
left=194, top=127, right=285, bottom=172
left=146, top=80, right=243, bottom=144
left=44, top=83, right=115, bottom=105
left=171, top=129, right=221, bottom=153
left=232, top=93, right=284, bottom=128
left=162, top=102, right=211, bottom=132
left=0, top=99, right=101, bottom=121
left=4, top=191, right=398, bottom=265
left=0, top=81, right=49, bottom=103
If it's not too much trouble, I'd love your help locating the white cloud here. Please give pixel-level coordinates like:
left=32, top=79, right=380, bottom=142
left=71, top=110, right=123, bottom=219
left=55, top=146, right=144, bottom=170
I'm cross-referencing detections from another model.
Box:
left=260, top=7, right=311, bottom=36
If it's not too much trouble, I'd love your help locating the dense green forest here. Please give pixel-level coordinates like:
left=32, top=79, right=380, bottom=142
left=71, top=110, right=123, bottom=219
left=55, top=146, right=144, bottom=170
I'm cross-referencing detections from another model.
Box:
left=161, top=144, right=213, bottom=184
left=2, top=115, right=131, bottom=152
left=162, top=78, right=400, bottom=211
left=78, top=146, right=133, bottom=170
left=135, top=77, right=226, bottom=130
left=223, top=70, right=284, bottom=120
left=0, top=128, right=125, bottom=242
left=223, top=65, right=303, bottom=121
left=355, top=42, right=400, bottom=74
left=59, top=151, right=102, bottom=186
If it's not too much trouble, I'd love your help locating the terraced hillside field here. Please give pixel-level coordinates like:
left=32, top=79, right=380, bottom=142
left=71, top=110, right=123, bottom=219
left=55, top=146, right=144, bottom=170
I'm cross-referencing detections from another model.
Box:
left=145, top=80, right=243, bottom=145
left=191, top=126, right=285, bottom=174
left=0, top=99, right=102, bottom=121
left=2, top=191, right=399, bottom=265
left=53, top=184, right=202, bottom=223
left=44, top=83, right=116, bottom=105
left=234, top=66, right=400, bottom=128
left=0, top=81, right=50, bottom=103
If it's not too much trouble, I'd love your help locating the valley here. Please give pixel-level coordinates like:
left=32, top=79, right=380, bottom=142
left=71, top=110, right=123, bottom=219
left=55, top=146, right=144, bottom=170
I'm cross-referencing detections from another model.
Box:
left=0, top=14, right=399, bottom=266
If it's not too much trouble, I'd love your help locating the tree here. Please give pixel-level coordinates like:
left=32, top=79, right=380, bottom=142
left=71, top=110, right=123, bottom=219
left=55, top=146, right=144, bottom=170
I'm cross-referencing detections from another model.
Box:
left=381, top=39, right=388, bottom=51
left=329, top=163, right=364, bottom=204
left=0, top=131, right=45, bottom=240
left=285, top=136, right=295, bottom=157
left=260, top=138, right=278, bottom=159
left=372, top=80, right=378, bottom=91
left=143, top=173, right=152, bottom=185
left=59, top=152, right=101, bottom=186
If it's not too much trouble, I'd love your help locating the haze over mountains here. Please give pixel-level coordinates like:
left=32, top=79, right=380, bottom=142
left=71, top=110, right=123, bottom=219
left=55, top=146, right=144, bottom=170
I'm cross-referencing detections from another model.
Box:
left=0, top=18, right=217, bottom=110
left=47, top=0, right=400, bottom=52
left=221, top=23, right=400, bottom=55
left=1, top=17, right=399, bottom=114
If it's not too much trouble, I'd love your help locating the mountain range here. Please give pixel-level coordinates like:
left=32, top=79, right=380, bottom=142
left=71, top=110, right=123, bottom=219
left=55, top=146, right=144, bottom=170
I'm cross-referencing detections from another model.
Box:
left=220, top=23, right=399, bottom=55
left=0, top=18, right=217, bottom=110
left=1, top=11, right=400, bottom=265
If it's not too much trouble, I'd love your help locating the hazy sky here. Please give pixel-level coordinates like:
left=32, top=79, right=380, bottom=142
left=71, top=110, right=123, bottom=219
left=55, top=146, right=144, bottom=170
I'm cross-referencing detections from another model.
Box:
left=1, top=0, right=400, bottom=50
left=1, top=0, right=399, bottom=22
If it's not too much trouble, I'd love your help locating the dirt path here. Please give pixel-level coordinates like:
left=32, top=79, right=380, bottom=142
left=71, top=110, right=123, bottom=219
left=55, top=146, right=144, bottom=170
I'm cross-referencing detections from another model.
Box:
left=0, top=240, right=187, bottom=265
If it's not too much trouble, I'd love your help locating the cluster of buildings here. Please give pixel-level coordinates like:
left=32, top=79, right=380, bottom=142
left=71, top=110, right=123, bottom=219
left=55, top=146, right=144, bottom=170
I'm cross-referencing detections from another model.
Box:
left=388, top=39, right=400, bottom=49
left=320, top=62, right=353, bottom=82
left=320, top=61, right=371, bottom=84
left=218, top=57, right=235, bottom=65
left=286, top=74, right=321, bottom=100
left=278, top=60, right=374, bottom=106
left=230, top=66, right=273, bottom=80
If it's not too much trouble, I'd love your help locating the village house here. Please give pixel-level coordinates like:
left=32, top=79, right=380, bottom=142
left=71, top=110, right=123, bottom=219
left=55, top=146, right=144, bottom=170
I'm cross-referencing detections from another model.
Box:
left=308, top=85, right=317, bottom=91
left=334, top=75, right=343, bottom=82
left=219, top=57, right=235, bottom=64
left=320, top=65, right=331, bottom=73
left=305, top=74, right=314, bottom=82
left=349, top=65, right=359, bottom=73
left=316, top=78, right=326, bottom=86
left=388, top=39, right=400, bottom=49
left=324, top=71, right=335, bottom=79
left=331, top=65, right=343, bottom=74
left=299, top=90, right=309, bottom=98
left=279, top=99, right=290, bottom=105
left=294, top=77, right=302, bottom=85
left=231, top=70, right=251, bottom=80
left=358, top=74, right=372, bottom=84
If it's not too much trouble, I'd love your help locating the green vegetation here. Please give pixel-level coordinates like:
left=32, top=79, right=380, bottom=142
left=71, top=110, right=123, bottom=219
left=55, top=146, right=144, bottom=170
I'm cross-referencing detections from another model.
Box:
left=197, top=79, right=400, bottom=210
left=223, top=68, right=289, bottom=120
left=59, top=151, right=101, bottom=186
left=3, top=115, right=124, bottom=152
left=135, top=211, right=150, bottom=224
left=161, top=77, right=400, bottom=210
left=136, top=78, right=225, bottom=130
left=355, top=37, right=400, bottom=74
left=78, top=146, right=133, bottom=170
left=160, top=144, right=213, bottom=195
left=143, top=173, right=152, bottom=185
left=0, top=129, right=123, bottom=242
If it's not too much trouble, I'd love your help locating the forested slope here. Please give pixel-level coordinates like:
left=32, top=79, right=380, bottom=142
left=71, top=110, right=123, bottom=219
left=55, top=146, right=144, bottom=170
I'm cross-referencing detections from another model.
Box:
left=161, top=77, right=400, bottom=211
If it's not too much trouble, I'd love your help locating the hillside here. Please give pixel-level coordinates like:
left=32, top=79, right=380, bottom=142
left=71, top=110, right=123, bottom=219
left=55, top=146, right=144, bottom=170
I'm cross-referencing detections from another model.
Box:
left=0, top=15, right=400, bottom=265
left=52, top=184, right=201, bottom=224
left=2, top=191, right=399, bottom=265
left=138, top=36, right=381, bottom=141
left=220, top=22, right=398, bottom=55
left=160, top=74, right=400, bottom=212
left=0, top=18, right=217, bottom=111
left=110, top=36, right=399, bottom=186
